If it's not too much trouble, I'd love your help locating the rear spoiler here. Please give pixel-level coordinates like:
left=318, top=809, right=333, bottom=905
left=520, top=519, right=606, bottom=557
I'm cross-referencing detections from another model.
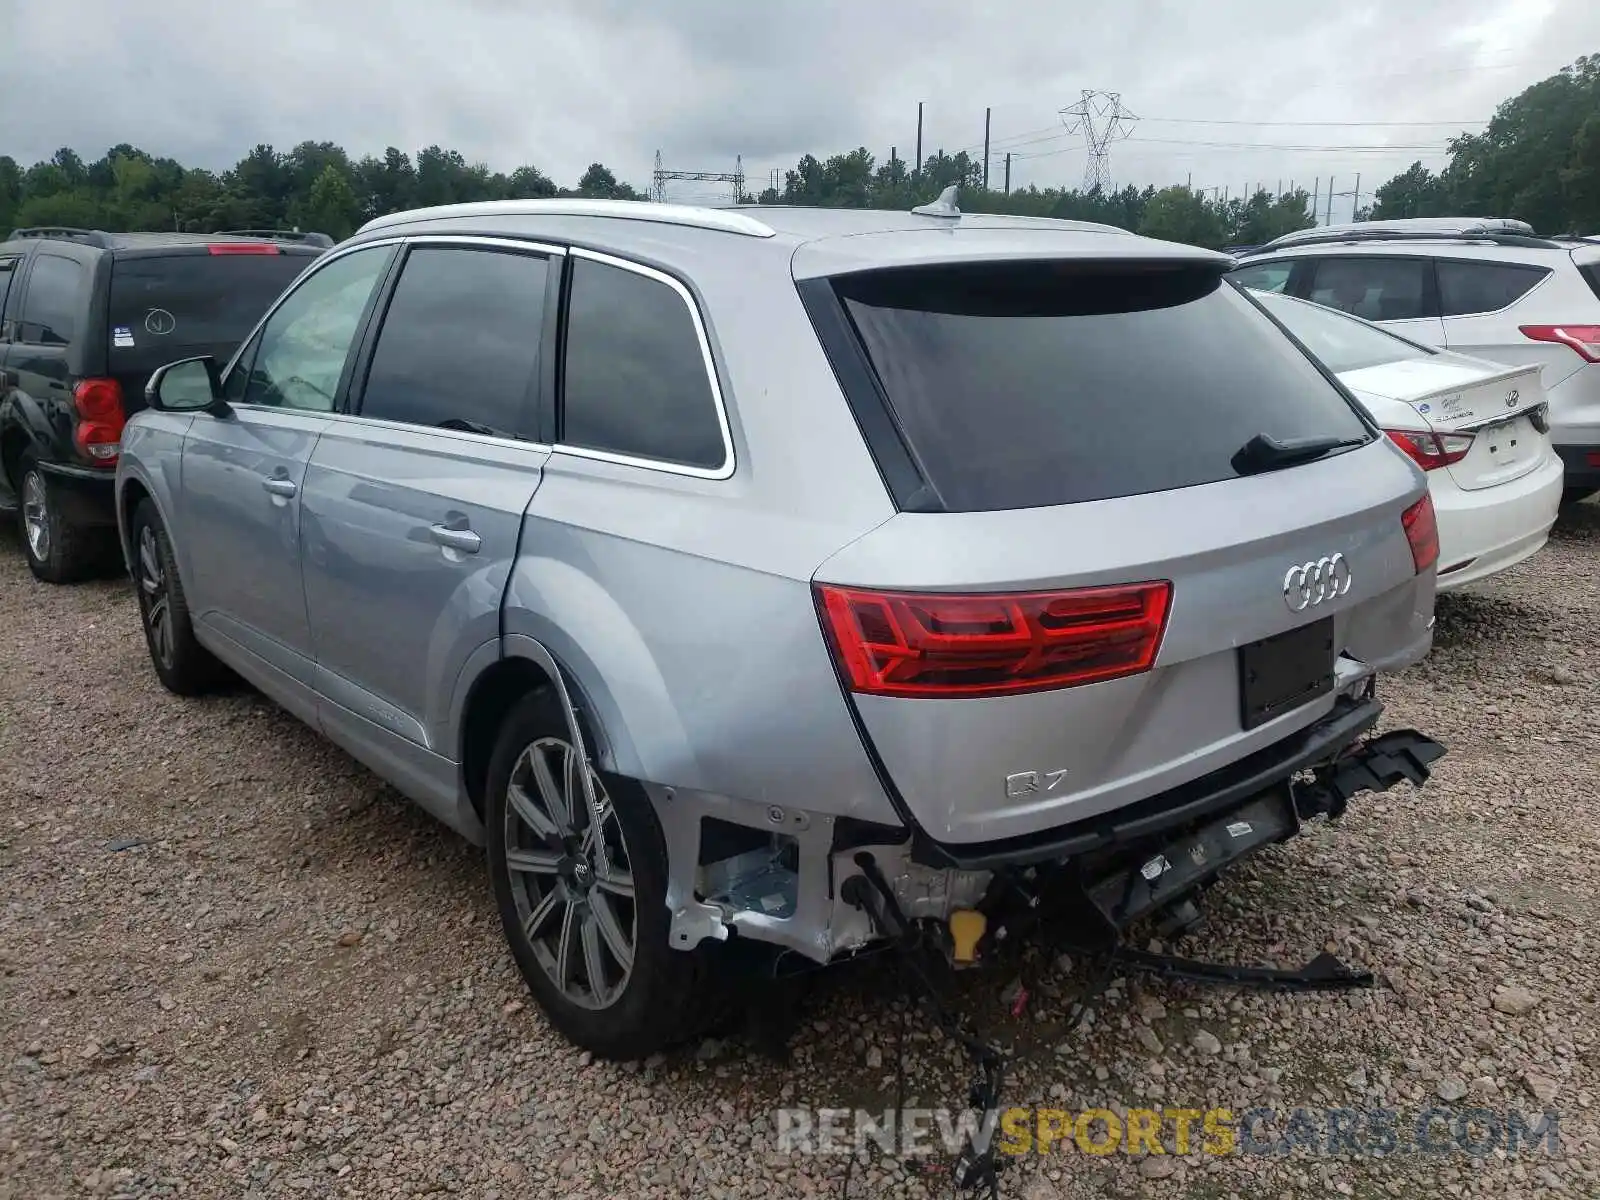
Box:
left=212, top=228, right=335, bottom=249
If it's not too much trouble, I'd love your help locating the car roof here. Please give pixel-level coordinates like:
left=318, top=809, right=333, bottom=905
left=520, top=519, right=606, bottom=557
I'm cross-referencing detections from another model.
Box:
left=1, top=228, right=329, bottom=254
left=353, top=198, right=1230, bottom=277
left=1243, top=217, right=1575, bottom=258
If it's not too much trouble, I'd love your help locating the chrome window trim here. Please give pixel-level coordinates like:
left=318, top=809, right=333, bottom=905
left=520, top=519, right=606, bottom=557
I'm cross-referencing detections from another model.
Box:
left=320, top=409, right=554, bottom=454
left=554, top=246, right=737, bottom=482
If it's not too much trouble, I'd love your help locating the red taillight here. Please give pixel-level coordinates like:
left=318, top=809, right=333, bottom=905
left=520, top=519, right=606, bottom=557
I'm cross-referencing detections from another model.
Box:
left=72, top=377, right=126, bottom=466
left=815, top=581, right=1173, bottom=699
left=1402, top=494, right=1440, bottom=574
left=1385, top=428, right=1473, bottom=471
left=208, top=242, right=280, bottom=255
left=1519, top=324, right=1600, bottom=363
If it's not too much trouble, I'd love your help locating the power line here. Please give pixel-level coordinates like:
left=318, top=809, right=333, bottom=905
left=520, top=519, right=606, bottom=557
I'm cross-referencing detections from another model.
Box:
left=1008, top=137, right=1448, bottom=163
left=1126, top=136, right=1449, bottom=152
left=1140, top=116, right=1486, bottom=128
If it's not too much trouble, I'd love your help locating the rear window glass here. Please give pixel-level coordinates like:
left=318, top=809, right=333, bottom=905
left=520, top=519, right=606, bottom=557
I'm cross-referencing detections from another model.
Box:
left=835, top=261, right=1372, bottom=511
left=1250, top=288, right=1434, bottom=374
left=1436, top=260, right=1548, bottom=316
left=108, top=251, right=316, bottom=367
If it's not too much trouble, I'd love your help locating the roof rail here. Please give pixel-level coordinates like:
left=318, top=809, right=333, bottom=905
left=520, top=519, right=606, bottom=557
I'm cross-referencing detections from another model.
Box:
left=7, top=226, right=114, bottom=248
left=1258, top=216, right=1556, bottom=252
left=214, top=228, right=336, bottom=248
left=356, top=198, right=777, bottom=239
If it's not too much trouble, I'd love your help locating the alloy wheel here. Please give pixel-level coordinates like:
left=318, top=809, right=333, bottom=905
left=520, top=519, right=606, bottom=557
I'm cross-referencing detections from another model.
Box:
left=502, top=736, right=636, bottom=1010
left=21, top=471, right=49, bottom=562
left=137, top=524, right=175, bottom=668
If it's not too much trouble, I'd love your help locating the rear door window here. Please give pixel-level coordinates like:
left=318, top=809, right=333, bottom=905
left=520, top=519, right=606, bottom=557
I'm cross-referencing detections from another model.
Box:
left=356, top=244, right=549, bottom=438
left=834, top=261, right=1372, bottom=512
left=17, top=254, right=83, bottom=345
left=1436, top=260, right=1549, bottom=316
left=1306, top=257, right=1432, bottom=321
left=108, top=250, right=315, bottom=372
left=0, top=257, right=18, bottom=337
left=559, top=254, right=728, bottom=472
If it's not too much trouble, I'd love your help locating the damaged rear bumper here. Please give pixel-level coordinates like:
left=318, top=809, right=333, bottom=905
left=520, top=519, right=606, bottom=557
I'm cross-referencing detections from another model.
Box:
left=658, top=695, right=1445, bottom=964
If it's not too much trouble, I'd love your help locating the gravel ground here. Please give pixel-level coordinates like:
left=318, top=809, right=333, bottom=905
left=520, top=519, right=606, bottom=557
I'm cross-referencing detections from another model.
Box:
left=2, top=506, right=1598, bottom=1200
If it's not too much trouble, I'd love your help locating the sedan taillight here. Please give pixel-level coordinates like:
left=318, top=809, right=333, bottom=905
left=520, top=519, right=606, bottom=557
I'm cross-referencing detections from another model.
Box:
left=1385, top=429, right=1473, bottom=472
left=815, top=581, right=1172, bottom=699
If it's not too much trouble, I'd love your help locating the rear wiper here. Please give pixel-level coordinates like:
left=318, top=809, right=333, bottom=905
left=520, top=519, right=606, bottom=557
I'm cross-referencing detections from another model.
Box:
left=1231, top=432, right=1368, bottom=476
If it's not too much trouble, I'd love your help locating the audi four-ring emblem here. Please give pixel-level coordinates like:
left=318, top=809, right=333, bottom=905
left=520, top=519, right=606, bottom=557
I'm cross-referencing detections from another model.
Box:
left=1283, top=553, right=1353, bottom=612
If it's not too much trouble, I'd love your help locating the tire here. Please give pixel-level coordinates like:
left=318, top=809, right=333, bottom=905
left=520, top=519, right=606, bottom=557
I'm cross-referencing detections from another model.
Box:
left=17, top=452, right=100, bottom=584
left=1560, top=486, right=1598, bottom=508
left=130, top=498, right=224, bottom=695
left=485, top=688, right=723, bottom=1060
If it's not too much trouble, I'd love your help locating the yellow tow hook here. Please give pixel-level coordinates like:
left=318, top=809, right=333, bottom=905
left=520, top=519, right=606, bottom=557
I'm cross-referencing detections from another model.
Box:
left=949, top=909, right=987, bottom=966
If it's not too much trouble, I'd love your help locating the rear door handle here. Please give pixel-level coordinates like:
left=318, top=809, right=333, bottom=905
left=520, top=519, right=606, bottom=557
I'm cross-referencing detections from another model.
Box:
left=262, top=477, right=298, bottom=498
left=429, top=523, right=481, bottom=554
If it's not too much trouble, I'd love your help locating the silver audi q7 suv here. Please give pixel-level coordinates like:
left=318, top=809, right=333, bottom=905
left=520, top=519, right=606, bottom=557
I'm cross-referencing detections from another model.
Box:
left=115, top=196, right=1445, bottom=1059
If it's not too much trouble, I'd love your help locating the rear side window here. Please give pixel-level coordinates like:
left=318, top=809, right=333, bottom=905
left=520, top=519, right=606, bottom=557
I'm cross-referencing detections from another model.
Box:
left=0, top=258, right=18, bottom=335
left=1436, top=260, right=1548, bottom=316
left=1250, top=288, right=1434, bottom=373
left=1580, top=260, right=1600, bottom=303
left=108, top=250, right=315, bottom=371
left=1229, top=260, right=1294, bottom=293
left=358, top=245, right=549, bottom=439
left=18, top=254, right=82, bottom=345
left=559, top=254, right=727, bottom=471
left=1307, top=257, right=1431, bottom=322
left=835, top=262, right=1372, bottom=511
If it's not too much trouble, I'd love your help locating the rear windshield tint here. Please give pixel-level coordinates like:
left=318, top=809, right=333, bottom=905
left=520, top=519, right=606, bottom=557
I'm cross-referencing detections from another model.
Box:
left=108, top=251, right=316, bottom=370
left=1250, top=287, right=1434, bottom=374
left=834, top=261, right=1372, bottom=511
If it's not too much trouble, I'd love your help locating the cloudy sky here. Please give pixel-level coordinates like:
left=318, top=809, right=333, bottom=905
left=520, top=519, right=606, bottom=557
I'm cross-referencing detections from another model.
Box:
left=6, top=0, right=1597, bottom=221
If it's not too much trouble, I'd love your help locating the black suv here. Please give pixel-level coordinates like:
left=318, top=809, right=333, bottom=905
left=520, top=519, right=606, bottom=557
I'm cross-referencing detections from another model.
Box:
left=0, top=227, right=328, bottom=582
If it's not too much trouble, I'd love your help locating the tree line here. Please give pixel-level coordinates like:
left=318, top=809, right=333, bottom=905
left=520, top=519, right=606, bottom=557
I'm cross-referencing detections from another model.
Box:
left=1369, top=53, right=1600, bottom=231
left=2, top=55, right=1595, bottom=251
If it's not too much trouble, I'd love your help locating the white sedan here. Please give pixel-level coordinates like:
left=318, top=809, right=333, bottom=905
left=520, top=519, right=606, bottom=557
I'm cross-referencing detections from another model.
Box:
left=1248, top=287, right=1564, bottom=592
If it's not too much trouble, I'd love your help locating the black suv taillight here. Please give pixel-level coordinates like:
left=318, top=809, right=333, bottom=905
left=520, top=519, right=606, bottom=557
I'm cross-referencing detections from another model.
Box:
left=72, top=377, right=126, bottom=466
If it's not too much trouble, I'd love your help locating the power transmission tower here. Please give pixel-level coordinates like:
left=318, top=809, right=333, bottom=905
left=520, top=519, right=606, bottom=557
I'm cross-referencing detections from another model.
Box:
left=651, top=151, right=746, bottom=203
left=1059, top=90, right=1138, bottom=192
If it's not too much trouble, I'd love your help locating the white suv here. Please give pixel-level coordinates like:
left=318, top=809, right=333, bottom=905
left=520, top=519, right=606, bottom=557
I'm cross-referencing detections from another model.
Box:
left=1232, top=218, right=1600, bottom=503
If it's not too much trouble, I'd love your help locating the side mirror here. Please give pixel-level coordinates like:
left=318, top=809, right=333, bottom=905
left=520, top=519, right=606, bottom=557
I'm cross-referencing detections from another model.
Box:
left=145, top=356, right=229, bottom=417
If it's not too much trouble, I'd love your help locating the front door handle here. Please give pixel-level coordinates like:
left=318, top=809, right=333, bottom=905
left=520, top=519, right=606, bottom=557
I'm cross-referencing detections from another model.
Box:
left=429, top=523, right=481, bottom=554
left=262, top=477, right=298, bottom=498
